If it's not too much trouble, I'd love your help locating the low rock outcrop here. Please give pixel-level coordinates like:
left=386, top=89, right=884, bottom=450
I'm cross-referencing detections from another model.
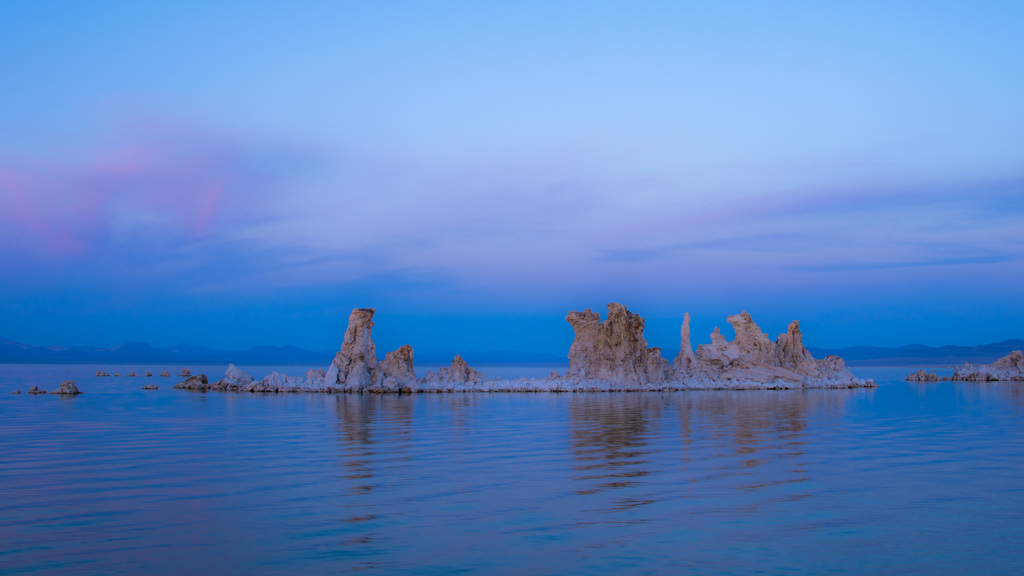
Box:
left=96, top=371, right=110, bottom=377
left=160, top=371, right=170, bottom=377
left=179, top=369, right=191, bottom=377
left=126, top=371, right=136, bottom=377
left=28, top=386, right=46, bottom=395
left=52, top=380, right=82, bottom=395
left=378, top=345, right=417, bottom=391
left=906, top=369, right=946, bottom=382
left=145, top=371, right=153, bottom=377
left=142, top=384, right=158, bottom=390
left=173, top=374, right=209, bottom=391
left=215, top=364, right=254, bottom=389
left=422, top=355, right=486, bottom=387
left=10, top=390, right=21, bottom=394
left=948, top=350, right=1024, bottom=382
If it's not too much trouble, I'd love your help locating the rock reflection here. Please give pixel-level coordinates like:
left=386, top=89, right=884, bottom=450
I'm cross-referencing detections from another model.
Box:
left=330, top=394, right=416, bottom=551
left=959, top=381, right=1024, bottom=414
left=569, top=391, right=853, bottom=517
left=569, top=394, right=663, bottom=499
left=332, top=394, right=414, bottom=492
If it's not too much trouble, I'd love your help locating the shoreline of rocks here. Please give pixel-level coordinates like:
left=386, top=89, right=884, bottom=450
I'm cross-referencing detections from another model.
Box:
left=175, top=303, right=877, bottom=394
left=906, top=350, right=1024, bottom=382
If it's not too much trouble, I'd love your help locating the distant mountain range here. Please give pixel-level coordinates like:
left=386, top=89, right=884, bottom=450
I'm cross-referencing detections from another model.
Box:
left=807, top=339, right=1024, bottom=366
left=1, top=336, right=1020, bottom=366
left=0, top=338, right=567, bottom=366
left=0, top=338, right=334, bottom=365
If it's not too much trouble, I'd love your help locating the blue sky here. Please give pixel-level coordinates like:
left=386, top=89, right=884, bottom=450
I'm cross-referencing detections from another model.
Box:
left=1, top=1, right=1022, bottom=355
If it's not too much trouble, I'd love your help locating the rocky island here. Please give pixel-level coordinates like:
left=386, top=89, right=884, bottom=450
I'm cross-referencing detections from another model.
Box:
left=175, top=304, right=874, bottom=393
left=907, top=350, right=1024, bottom=382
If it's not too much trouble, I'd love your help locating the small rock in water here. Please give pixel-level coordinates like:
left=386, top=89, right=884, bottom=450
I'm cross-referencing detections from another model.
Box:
left=173, top=374, right=209, bottom=391
left=96, top=370, right=110, bottom=377
left=145, top=371, right=153, bottom=377
left=126, top=371, right=136, bottom=377
left=10, top=390, right=21, bottom=394
left=28, top=386, right=46, bottom=395
left=114, top=373, right=121, bottom=377
left=160, top=371, right=170, bottom=377
left=179, top=368, right=191, bottom=377
left=142, top=384, right=159, bottom=390
left=52, top=380, right=82, bottom=395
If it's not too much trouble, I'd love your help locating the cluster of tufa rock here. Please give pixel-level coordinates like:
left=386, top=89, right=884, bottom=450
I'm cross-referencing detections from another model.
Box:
left=906, top=350, right=1024, bottom=382
left=566, top=304, right=864, bottom=388
left=21, top=381, right=82, bottom=395
left=175, top=304, right=873, bottom=394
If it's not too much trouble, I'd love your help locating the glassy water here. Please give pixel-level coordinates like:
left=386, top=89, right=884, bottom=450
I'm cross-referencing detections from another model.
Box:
left=1, top=364, right=1022, bottom=575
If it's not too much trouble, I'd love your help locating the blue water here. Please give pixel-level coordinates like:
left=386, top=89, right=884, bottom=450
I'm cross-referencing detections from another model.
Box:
left=1, top=364, right=1022, bottom=575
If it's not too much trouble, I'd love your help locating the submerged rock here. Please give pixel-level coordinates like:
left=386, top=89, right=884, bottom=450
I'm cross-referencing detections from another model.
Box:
left=52, top=380, right=82, bottom=395
left=96, top=370, right=110, bottom=377
left=948, top=350, right=1024, bottom=381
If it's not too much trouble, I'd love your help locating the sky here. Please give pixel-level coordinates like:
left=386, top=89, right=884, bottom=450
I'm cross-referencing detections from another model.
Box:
left=1, top=1, right=1023, bottom=356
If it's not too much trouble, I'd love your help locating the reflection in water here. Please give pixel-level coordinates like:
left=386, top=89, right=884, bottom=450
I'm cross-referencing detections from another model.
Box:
left=6, top=361, right=1024, bottom=575
left=330, top=394, right=415, bottom=555
left=958, top=381, right=1024, bottom=415
left=569, top=394, right=660, bottom=500
left=567, top=391, right=855, bottom=518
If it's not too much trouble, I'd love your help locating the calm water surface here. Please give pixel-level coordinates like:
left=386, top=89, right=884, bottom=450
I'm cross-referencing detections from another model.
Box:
left=1, top=364, right=1022, bottom=575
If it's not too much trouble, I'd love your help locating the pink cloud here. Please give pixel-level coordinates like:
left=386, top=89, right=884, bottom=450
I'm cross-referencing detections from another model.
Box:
left=0, top=135, right=246, bottom=257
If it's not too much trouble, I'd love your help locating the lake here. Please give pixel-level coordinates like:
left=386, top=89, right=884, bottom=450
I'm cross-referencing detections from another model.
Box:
left=1, top=364, right=1022, bottom=575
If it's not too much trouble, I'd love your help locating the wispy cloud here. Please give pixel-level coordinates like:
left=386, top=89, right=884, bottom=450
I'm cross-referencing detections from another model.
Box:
left=2, top=122, right=1023, bottom=317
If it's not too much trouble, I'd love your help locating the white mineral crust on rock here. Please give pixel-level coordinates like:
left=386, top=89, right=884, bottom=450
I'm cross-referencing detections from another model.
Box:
left=325, top=308, right=379, bottom=391
left=378, top=345, right=417, bottom=391
left=420, top=355, right=486, bottom=389
left=684, top=311, right=866, bottom=386
left=565, top=303, right=667, bottom=385
left=947, top=350, right=1024, bottom=381
left=673, top=313, right=697, bottom=371
left=221, top=364, right=254, bottom=388
left=175, top=304, right=873, bottom=394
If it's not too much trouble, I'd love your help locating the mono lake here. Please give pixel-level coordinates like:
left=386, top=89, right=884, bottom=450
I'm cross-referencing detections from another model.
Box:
left=1, top=364, right=1022, bottom=575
